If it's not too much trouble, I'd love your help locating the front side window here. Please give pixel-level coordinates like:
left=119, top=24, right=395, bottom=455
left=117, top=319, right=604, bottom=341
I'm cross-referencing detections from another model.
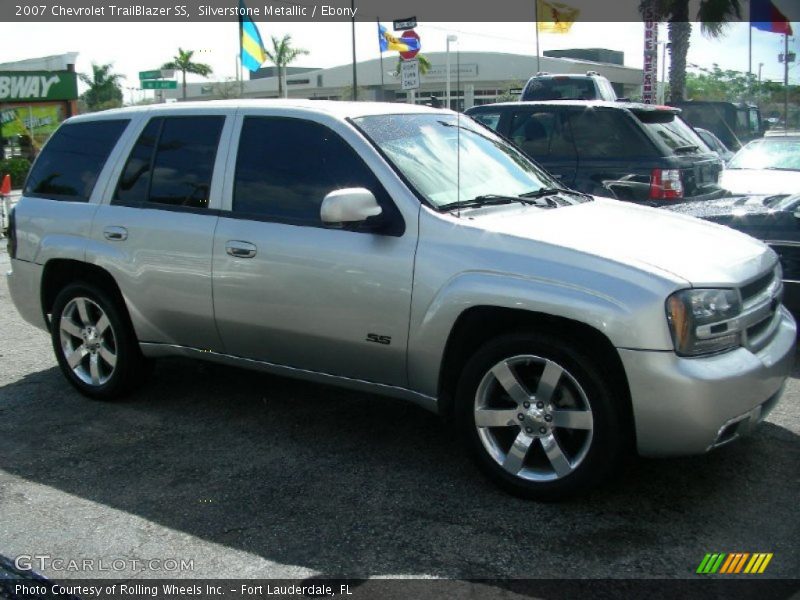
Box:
left=233, top=117, right=392, bottom=227
left=113, top=116, right=224, bottom=209
left=354, top=113, right=565, bottom=208
left=25, top=120, right=129, bottom=202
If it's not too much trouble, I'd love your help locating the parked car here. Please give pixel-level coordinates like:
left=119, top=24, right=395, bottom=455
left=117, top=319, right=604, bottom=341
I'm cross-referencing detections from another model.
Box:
left=721, top=135, right=800, bottom=195
left=665, top=193, right=800, bottom=313
left=695, top=127, right=735, bottom=162
left=7, top=101, right=795, bottom=499
left=466, top=101, right=726, bottom=203
left=520, top=72, right=618, bottom=102
left=671, top=101, right=763, bottom=151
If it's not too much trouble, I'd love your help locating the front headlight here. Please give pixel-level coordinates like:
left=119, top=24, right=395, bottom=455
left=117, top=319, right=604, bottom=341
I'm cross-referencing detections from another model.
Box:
left=666, top=289, right=743, bottom=356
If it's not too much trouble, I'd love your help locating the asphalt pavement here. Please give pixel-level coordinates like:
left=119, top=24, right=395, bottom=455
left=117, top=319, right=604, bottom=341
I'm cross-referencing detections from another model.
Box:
left=0, top=245, right=798, bottom=583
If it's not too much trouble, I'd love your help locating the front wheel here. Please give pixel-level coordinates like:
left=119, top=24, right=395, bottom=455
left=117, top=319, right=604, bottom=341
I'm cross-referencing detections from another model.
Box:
left=455, top=333, right=624, bottom=500
left=50, top=283, right=147, bottom=400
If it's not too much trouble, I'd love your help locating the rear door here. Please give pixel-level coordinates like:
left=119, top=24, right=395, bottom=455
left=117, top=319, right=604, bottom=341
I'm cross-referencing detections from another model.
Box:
left=89, top=110, right=233, bottom=350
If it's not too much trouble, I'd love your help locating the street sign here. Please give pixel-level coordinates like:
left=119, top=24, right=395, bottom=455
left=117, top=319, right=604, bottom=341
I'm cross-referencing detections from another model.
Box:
left=141, top=79, right=177, bottom=90
left=139, top=69, right=176, bottom=80
left=399, top=30, right=421, bottom=60
left=139, top=70, right=162, bottom=81
left=393, top=17, right=417, bottom=31
left=401, top=59, right=420, bottom=91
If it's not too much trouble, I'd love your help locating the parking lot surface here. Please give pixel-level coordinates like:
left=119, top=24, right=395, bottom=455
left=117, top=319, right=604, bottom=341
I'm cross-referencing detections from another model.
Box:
left=0, top=246, right=798, bottom=581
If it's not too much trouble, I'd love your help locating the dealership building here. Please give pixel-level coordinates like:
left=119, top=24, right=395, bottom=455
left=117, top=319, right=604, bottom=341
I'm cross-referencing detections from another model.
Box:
left=167, top=49, right=644, bottom=109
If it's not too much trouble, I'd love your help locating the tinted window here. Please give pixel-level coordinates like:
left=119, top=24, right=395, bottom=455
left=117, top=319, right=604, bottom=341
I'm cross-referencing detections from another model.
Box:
left=523, top=77, right=595, bottom=101
left=510, top=111, right=575, bottom=159
left=568, top=109, right=651, bottom=159
left=150, top=117, right=224, bottom=208
left=113, top=118, right=160, bottom=205
left=25, top=120, right=128, bottom=201
left=635, top=112, right=707, bottom=154
left=234, top=117, right=387, bottom=226
left=471, top=112, right=502, bottom=131
left=113, top=116, right=223, bottom=209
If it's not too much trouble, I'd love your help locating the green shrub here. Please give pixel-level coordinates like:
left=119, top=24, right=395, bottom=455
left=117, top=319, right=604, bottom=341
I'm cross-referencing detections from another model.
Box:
left=0, top=157, right=32, bottom=189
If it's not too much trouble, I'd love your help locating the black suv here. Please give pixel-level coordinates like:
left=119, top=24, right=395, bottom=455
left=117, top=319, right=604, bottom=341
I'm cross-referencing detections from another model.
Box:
left=466, top=101, right=726, bottom=204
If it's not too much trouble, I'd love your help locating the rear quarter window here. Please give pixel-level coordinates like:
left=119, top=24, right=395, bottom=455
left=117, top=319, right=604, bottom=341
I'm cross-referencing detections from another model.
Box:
left=635, top=111, right=707, bottom=155
left=24, top=119, right=129, bottom=202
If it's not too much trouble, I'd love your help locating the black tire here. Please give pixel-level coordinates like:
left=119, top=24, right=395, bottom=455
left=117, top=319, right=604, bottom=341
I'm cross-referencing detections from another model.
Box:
left=455, top=332, right=624, bottom=500
left=50, top=282, right=148, bottom=400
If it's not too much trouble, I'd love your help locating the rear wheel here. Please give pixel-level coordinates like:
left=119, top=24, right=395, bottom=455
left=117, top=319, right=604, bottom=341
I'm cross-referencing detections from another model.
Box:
left=51, top=283, right=147, bottom=400
left=456, top=333, right=623, bottom=500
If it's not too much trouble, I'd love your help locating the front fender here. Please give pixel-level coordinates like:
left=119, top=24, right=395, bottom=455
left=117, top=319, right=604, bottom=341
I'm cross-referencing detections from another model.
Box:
left=407, top=270, right=674, bottom=399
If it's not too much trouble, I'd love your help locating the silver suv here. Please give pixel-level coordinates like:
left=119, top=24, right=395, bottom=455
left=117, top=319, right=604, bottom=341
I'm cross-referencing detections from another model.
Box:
left=6, top=101, right=795, bottom=499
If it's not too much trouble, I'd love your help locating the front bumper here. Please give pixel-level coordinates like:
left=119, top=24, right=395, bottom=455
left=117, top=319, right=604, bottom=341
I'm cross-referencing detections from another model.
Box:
left=620, top=307, right=796, bottom=457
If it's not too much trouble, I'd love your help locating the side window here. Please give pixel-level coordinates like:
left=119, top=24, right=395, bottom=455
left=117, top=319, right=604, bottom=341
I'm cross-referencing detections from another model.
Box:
left=24, top=120, right=129, bottom=202
left=567, top=110, right=648, bottom=159
left=114, top=118, right=160, bottom=205
left=471, top=112, right=502, bottom=132
left=113, top=116, right=224, bottom=209
left=233, top=117, right=395, bottom=229
left=510, top=111, right=575, bottom=159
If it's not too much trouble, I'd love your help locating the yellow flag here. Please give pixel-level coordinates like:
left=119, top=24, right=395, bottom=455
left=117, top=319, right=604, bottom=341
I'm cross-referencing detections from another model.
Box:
left=537, top=0, right=579, bottom=33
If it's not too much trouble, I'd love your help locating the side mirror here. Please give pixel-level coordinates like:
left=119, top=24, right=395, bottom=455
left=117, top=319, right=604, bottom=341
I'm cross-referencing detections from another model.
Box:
left=320, top=188, right=382, bottom=225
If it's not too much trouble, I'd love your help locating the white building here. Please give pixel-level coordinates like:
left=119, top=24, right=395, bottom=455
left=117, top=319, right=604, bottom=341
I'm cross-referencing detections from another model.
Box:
left=166, top=51, right=644, bottom=109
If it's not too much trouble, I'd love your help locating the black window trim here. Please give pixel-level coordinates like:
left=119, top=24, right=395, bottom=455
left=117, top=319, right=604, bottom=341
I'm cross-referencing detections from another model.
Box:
left=24, top=118, right=131, bottom=203
left=228, top=115, right=405, bottom=237
left=111, top=115, right=224, bottom=212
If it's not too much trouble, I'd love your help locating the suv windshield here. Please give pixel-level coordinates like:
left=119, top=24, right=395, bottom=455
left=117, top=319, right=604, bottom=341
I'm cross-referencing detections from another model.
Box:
left=634, top=110, right=707, bottom=154
left=728, top=139, right=800, bottom=171
left=353, top=113, right=578, bottom=209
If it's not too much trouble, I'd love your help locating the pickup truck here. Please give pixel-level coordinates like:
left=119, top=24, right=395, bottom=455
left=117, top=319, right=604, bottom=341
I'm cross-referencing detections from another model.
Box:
left=6, top=101, right=795, bottom=499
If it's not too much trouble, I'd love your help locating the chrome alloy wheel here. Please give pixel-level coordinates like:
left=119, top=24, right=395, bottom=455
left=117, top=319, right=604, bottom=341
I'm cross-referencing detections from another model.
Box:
left=474, top=355, right=594, bottom=482
left=58, top=297, right=118, bottom=387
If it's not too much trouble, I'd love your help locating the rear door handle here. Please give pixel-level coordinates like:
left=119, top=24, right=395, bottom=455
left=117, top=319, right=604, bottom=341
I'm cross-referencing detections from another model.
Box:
left=103, top=226, right=128, bottom=241
left=225, top=240, right=257, bottom=258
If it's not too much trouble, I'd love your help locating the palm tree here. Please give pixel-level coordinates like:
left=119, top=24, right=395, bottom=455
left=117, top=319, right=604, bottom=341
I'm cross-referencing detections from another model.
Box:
left=79, top=63, right=124, bottom=112
left=643, top=0, right=742, bottom=102
left=264, top=35, right=310, bottom=98
left=162, top=48, right=213, bottom=100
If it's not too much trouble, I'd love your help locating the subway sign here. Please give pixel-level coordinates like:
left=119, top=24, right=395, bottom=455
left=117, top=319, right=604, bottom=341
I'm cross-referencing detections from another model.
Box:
left=0, top=71, right=79, bottom=102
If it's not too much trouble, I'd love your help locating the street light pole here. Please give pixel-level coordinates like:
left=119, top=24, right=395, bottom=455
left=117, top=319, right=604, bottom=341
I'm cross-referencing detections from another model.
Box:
left=446, top=34, right=458, bottom=110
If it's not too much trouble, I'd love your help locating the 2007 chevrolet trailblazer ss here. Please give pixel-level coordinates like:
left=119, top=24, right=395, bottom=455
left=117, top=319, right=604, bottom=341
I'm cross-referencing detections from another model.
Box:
left=6, top=101, right=795, bottom=498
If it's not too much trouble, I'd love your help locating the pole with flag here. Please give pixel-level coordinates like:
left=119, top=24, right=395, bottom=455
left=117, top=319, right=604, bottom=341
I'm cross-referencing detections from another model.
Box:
left=377, top=17, right=385, bottom=98
left=749, top=0, right=793, bottom=131
left=238, top=0, right=267, bottom=96
left=535, top=0, right=580, bottom=72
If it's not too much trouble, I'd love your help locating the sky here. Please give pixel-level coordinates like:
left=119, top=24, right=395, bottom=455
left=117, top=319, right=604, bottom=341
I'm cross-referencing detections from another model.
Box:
left=1, top=20, right=797, bottom=100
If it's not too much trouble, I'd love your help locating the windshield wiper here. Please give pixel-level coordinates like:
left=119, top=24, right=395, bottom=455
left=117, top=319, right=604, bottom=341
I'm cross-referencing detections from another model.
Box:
left=437, top=194, right=556, bottom=212
left=521, top=187, right=594, bottom=202
left=673, top=144, right=699, bottom=153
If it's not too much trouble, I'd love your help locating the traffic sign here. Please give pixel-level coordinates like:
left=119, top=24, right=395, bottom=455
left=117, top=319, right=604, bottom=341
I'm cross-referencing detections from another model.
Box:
left=399, top=30, right=420, bottom=60
left=393, top=17, right=416, bottom=31
left=139, top=69, right=176, bottom=80
left=141, top=80, right=177, bottom=90
left=401, top=59, right=420, bottom=91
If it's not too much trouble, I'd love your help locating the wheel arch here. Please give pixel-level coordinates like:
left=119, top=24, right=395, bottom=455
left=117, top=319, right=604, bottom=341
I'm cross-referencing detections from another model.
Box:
left=41, top=259, right=130, bottom=332
left=437, top=305, right=635, bottom=447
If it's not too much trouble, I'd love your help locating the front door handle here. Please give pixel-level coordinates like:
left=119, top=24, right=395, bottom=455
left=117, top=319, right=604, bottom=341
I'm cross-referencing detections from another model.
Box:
left=103, top=226, right=128, bottom=241
left=225, top=240, right=257, bottom=258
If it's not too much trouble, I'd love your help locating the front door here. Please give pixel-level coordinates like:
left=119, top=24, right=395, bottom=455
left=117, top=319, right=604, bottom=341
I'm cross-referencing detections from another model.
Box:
left=212, top=115, right=417, bottom=386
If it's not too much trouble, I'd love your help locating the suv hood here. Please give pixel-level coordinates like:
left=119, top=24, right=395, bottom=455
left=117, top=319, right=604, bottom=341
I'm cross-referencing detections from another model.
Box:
left=721, top=168, right=800, bottom=195
left=472, top=198, right=775, bottom=286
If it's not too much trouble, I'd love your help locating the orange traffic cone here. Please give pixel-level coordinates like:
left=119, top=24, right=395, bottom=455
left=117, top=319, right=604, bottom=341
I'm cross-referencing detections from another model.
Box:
left=0, top=174, right=10, bottom=197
